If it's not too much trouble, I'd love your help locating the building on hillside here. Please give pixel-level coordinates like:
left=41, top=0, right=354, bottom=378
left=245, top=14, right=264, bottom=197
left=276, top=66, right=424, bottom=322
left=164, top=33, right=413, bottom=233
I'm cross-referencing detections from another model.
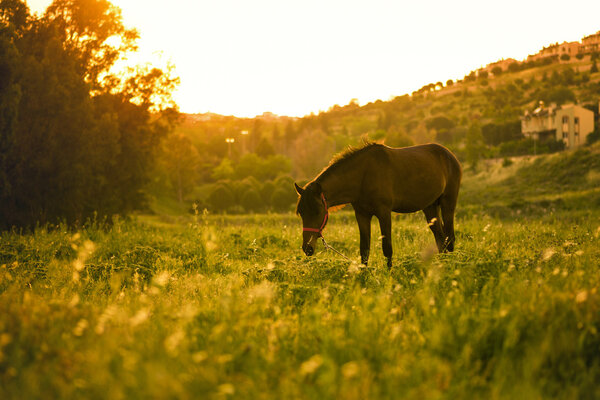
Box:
left=521, top=102, right=594, bottom=149
left=581, top=31, right=600, bottom=53
left=479, top=58, right=518, bottom=75
left=527, top=41, right=581, bottom=62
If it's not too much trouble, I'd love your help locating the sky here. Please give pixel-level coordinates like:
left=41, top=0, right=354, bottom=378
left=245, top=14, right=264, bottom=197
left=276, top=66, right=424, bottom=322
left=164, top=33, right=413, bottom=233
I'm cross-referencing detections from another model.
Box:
left=26, top=0, right=600, bottom=118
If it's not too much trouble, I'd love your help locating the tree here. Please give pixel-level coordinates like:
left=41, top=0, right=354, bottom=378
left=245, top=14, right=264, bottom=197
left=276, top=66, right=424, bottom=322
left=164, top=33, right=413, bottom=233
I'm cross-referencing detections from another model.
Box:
left=159, top=133, right=199, bottom=204
left=508, top=62, right=520, bottom=72
left=255, top=136, right=275, bottom=158
left=208, top=184, right=234, bottom=213
left=0, top=0, right=179, bottom=228
left=211, top=158, right=234, bottom=181
left=426, top=116, right=456, bottom=132
left=491, top=66, right=503, bottom=76
left=240, top=189, right=262, bottom=212
left=465, top=122, right=485, bottom=170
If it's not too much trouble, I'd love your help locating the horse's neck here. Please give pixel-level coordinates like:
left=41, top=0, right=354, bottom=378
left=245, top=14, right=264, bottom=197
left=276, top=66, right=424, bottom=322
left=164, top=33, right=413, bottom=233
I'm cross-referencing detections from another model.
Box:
left=318, top=163, right=362, bottom=207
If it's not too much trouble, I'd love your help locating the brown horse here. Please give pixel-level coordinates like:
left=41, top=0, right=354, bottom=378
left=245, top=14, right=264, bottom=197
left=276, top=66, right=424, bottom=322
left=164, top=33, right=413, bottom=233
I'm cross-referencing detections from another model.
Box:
left=295, top=142, right=462, bottom=268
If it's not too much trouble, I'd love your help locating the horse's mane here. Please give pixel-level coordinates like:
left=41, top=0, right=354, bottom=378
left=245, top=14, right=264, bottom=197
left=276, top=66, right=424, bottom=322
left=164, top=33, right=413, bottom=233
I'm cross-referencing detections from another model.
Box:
left=297, top=140, right=383, bottom=215
left=322, top=140, right=383, bottom=175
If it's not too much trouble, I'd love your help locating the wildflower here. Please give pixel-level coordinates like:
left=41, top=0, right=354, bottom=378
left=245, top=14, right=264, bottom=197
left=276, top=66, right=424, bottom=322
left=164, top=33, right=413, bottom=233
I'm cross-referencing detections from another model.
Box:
left=68, top=294, right=80, bottom=308
left=218, top=384, right=235, bottom=396
left=73, top=319, right=89, bottom=336
left=0, top=333, right=12, bottom=347
left=130, top=308, right=150, bottom=327
left=216, top=354, right=233, bottom=364
left=542, top=248, right=555, bottom=261
left=192, top=351, right=208, bottom=363
left=300, top=355, right=323, bottom=376
left=153, top=271, right=171, bottom=287
left=164, top=329, right=185, bottom=355
left=575, top=290, right=588, bottom=303
left=341, top=361, right=360, bottom=379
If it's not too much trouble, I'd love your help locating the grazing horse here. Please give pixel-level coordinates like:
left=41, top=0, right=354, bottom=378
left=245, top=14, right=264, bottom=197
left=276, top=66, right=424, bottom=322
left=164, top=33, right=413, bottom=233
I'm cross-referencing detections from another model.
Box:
left=295, top=142, right=462, bottom=268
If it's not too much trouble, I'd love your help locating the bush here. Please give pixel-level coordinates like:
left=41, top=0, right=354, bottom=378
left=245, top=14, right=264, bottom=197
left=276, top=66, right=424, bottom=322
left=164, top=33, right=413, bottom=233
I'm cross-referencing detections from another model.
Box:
left=560, top=54, right=570, bottom=61
left=260, top=181, right=276, bottom=204
left=207, top=185, right=235, bottom=213
left=240, top=189, right=263, bottom=213
left=271, top=188, right=296, bottom=212
left=586, top=129, right=600, bottom=145
left=482, top=121, right=523, bottom=146
left=498, top=138, right=565, bottom=157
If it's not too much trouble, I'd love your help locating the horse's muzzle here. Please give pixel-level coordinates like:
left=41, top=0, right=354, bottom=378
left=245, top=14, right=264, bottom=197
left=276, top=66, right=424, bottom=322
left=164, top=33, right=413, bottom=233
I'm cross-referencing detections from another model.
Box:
left=303, top=244, right=314, bottom=256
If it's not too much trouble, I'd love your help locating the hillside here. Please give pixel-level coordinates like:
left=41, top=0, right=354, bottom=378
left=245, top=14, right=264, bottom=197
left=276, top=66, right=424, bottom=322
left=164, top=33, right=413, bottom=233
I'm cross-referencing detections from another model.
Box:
left=459, top=142, right=600, bottom=218
left=155, top=42, right=600, bottom=214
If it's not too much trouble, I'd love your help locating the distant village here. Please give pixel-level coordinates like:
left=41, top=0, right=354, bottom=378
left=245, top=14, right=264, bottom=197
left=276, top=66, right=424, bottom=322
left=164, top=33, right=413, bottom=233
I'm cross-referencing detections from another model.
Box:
left=188, top=31, right=600, bottom=151
left=480, top=31, right=600, bottom=75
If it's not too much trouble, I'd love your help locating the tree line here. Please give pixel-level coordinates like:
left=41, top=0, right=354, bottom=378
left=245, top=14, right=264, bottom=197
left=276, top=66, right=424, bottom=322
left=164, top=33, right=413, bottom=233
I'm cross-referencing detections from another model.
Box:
left=0, top=0, right=178, bottom=229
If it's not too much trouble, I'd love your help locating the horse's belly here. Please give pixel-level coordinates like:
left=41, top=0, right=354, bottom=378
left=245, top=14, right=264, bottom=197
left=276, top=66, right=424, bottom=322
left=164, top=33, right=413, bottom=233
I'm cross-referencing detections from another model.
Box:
left=391, top=189, right=443, bottom=213
left=392, top=205, right=423, bottom=213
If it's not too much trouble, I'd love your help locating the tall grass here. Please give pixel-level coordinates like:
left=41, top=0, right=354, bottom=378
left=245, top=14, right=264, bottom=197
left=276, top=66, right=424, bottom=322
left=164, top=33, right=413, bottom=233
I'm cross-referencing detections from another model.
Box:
left=1, top=209, right=599, bottom=399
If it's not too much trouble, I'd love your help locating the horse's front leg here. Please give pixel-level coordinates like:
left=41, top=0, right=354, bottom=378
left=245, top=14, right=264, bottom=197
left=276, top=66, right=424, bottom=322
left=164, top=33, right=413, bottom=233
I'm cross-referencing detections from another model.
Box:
left=354, top=208, right=372, bottom=265
left=377, top=211, right=393, bottom=269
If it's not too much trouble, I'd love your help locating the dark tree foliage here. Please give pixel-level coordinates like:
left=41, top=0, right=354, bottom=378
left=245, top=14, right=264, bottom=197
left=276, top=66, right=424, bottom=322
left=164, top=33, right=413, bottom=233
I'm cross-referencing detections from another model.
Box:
left=426, top=116, right=456, bottom=132
left=0, top=0, right=178, bottom=229
left=482, top=121, right=523, bottom=146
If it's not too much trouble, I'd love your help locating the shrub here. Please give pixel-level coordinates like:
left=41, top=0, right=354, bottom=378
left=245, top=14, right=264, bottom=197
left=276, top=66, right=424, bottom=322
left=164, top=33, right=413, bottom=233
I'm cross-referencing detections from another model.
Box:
left=207, top=184, right=235, bottom=213
left=271, top=188, right=296, bottom=212
left=260, top=181, right=276, bottom=205
left=240, top=189, right=263, bottom=213
left=586, top=129, right=600, bottom=145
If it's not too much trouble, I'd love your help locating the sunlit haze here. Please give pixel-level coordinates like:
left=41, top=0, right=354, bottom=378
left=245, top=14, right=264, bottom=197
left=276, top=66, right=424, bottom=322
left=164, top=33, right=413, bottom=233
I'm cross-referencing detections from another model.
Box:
left=27, top=0, right=600, bottom=117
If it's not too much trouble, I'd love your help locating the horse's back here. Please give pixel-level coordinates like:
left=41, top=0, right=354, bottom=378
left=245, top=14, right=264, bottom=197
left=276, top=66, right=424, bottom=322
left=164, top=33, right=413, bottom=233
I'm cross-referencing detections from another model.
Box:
left=372, top=143, right=461, bottom=212
left=385, top=143, right=460, bottom=178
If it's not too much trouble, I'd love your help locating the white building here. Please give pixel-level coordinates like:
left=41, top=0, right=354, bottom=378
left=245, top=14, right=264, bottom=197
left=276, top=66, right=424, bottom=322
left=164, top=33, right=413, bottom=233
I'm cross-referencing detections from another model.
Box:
left=521, top=102, right=594, bottom=149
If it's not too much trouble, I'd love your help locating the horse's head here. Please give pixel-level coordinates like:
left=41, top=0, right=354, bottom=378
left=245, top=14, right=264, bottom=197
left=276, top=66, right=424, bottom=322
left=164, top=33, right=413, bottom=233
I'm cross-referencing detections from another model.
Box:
left=294, top=182, right=328, bottom=257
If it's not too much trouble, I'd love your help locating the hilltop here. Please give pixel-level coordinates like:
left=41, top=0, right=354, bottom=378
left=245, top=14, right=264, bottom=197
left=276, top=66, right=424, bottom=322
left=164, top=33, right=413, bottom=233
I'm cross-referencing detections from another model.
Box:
left=154, top=31, right=600, bottom=214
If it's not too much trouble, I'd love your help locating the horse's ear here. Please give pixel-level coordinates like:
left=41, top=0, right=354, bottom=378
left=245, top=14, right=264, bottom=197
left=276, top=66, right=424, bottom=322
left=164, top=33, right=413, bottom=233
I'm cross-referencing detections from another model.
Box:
left=294, top=182, right=304, bottom=195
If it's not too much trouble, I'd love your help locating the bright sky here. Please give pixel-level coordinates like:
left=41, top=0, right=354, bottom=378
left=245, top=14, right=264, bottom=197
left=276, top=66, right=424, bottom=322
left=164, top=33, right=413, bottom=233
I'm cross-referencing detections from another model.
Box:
left=27, top=0, right=600, bottom=118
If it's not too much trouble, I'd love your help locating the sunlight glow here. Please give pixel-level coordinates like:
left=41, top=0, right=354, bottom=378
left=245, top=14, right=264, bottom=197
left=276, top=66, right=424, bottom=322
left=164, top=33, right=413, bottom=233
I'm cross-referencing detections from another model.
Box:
left=26, top=0, right=600, bottom=117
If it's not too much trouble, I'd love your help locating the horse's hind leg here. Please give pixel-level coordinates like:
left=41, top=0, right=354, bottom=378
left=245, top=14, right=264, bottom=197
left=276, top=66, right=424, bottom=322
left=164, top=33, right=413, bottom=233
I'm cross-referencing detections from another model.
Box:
left=423, top=203, right=445, bottom=253
left=439, top=193, right=458, bottom=252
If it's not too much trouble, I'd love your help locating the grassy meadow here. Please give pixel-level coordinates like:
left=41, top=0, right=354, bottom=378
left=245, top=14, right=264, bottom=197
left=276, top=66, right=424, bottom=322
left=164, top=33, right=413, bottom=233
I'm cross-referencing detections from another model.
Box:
left=2, top=151, right=600, bottom=399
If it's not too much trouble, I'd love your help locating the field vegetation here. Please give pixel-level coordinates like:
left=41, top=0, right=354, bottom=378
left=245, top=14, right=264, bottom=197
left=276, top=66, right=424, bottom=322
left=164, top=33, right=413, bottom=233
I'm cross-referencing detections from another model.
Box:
left=3, top=2, right=600, bottom=398
left=2, top=147, right=600, bottom=399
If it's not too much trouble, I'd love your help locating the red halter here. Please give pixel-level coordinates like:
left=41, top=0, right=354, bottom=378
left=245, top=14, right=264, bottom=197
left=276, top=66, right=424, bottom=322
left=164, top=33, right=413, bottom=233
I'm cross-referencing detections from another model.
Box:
left=302, top=193, right=328, bottom=236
